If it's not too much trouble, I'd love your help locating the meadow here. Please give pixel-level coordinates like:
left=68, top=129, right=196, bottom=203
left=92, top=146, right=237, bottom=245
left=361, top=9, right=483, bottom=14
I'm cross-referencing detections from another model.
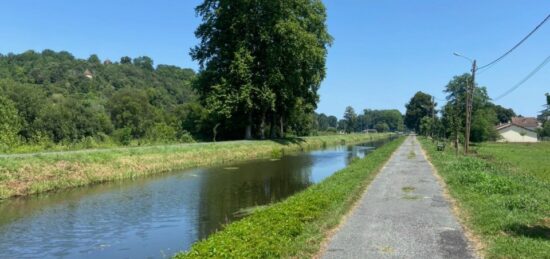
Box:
left=176, top=136, right=405, bottom=258
left=0, top=133, right=389, bottom=200
left=420, top=139, right=550, bottom=258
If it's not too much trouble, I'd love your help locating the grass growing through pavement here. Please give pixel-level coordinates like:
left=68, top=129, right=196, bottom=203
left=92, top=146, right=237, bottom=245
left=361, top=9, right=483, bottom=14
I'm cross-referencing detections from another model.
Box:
left=175, top=137, right=405, bottom=258
left=420, top=139, right=550, bottom=258
left=0, top=134, right=390, bottom=200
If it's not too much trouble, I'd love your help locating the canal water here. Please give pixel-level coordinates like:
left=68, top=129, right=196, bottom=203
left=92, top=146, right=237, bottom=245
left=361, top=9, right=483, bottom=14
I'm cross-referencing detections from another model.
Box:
left=0, top=138, right=392, bottom=258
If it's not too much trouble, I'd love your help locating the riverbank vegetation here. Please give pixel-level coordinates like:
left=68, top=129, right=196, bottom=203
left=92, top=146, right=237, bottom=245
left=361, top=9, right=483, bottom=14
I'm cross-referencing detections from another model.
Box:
left=420, top=139, right=550, bottom=258
left=0, top=133, right=389, bottom=200
left=176, top=136, right=404, bottom=258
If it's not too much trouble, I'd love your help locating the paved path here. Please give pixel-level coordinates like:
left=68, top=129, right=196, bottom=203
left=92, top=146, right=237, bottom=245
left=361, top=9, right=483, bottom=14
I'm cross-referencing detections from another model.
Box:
left=323, top=136, right=475, bottom=259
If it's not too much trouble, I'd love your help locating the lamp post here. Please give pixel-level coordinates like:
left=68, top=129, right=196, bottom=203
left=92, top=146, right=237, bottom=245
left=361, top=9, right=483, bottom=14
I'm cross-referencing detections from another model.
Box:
left=453, top=52, right=477, bottom=155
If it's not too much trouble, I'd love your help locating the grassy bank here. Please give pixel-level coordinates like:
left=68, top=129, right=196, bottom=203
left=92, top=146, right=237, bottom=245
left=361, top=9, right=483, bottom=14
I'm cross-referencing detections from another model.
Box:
left=176, top=136, right=405, bottom=258
left=420, top=139, right=550, bottom=258
left=0, top=133, right=390, bottom=200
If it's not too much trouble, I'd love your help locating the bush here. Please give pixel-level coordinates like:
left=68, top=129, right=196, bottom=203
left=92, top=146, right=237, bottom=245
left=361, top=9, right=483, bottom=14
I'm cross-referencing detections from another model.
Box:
left=113, top=127, right=132, bottom=145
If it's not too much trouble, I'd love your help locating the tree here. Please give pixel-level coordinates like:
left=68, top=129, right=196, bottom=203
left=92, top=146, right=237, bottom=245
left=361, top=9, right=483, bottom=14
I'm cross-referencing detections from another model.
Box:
left=343, top=106, right=357, bottom=133
left=488, top=104, right=516, bottom=124
left=317, top=113, right=330, bottom=131
left=88, top=54, right=100, bottom=65
left=442, top=73, right=497, bottom=143
left=375, top=122, right=390, bottom=133
left=191, top=0, right=332, bottom=139
left=404, top=91, right=434, bottom=132
left=133, top=56, right=154, bottom=71
left=538, top=93, right=550, bottom=122
left=120, top=56, right=132, bottom=64
left=470, top=108, right=498, bottom=142
left=108, top=88, right=156, bottom=138
left=419, top=116, right=433, bottom=136
left=0, top=95, right=21, bottom=150
left=327, top=115, right=338, bottom=128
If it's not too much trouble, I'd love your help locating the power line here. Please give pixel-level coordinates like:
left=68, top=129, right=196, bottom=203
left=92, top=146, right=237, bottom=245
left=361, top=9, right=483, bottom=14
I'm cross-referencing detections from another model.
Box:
left=477, top=14, right=550, bottom=72
left=494, top=55, right=550, bottom=101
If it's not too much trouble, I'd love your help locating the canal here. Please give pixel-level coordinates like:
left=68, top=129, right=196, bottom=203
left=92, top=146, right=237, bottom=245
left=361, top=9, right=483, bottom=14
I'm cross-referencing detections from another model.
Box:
left=0, top=138, right=392, bottom=258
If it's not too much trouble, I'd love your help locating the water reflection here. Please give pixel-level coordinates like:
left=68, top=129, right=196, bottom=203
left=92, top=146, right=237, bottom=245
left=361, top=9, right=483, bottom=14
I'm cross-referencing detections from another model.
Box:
left=0, top=138, right=390, bottom=258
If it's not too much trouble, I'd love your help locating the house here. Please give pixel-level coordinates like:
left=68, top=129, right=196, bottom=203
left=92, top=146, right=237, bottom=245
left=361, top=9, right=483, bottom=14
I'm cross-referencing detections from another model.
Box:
left=496, top=117, right=539, bottom=143
left=83, top=69, right=93, bottom=79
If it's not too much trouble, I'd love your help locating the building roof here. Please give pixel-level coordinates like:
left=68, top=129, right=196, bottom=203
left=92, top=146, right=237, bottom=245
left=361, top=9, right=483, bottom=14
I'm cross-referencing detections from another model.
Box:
left=511, top=117, right=538, bottom=129
left=496, top=122, right=536, bottom=132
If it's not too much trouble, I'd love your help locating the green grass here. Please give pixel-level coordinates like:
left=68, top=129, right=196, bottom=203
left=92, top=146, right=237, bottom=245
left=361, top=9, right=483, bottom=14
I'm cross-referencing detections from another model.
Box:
left=420, top=139, right=550, bottom=259
left=0, top=134, right=390, bottom=200
left=175, top=137, right=405, bottom=258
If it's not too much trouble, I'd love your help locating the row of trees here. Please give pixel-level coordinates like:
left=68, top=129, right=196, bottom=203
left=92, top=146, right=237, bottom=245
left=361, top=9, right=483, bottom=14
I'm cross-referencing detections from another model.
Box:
left=404, top=74, right=521, bottom=143
left=338, top=107, right=404, bottom=133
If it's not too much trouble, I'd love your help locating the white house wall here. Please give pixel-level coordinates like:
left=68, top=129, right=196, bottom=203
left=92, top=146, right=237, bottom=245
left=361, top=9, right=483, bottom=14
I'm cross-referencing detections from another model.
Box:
left=497, top=125, right=538, bottom=143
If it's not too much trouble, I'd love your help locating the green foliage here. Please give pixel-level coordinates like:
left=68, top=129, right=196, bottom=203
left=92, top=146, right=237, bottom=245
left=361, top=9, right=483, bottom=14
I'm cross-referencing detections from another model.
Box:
left=374, top=122, right=390, bottom=133
left=404, top=91, right=434, bottom=132
left=176, top=137, right=404, bottom=258
left=0, top=50, right=196, bottom=152
left=420, top=139, right=550, bottom=258
left=0, top=96, right=21, bottom=151
left=441, top=73, right=501, bottom=143
left=342, top=106, right=357, bottom=133
left=471, top=108, right=498, bottom=142
left=112, top=127, right=132, bottom=145
left=192, top=0, right=332, bottom=139
left=363, top=109, right=404, bottom=132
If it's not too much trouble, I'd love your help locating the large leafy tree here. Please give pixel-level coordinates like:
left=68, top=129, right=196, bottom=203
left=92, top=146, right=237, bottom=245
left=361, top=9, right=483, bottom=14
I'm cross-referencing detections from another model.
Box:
left=192, top=0, right=332, bottom=139
left=442, top=73, right=497, bottom=142
left=404, top=91, right=435, bottom=132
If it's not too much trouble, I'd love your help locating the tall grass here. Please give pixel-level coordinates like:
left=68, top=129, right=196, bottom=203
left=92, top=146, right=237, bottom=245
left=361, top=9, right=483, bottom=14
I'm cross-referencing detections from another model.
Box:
left=0, top=134, right=390, bottom=200
left=176, top=136, right=405, bottom=258
left=420, top=139, right=550, bottom=258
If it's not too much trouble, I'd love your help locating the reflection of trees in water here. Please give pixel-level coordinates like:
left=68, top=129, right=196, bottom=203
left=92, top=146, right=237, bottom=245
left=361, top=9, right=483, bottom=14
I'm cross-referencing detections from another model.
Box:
left=0, top=174, right=203, bottom=258
left=197, top=155, right=314, bottom=239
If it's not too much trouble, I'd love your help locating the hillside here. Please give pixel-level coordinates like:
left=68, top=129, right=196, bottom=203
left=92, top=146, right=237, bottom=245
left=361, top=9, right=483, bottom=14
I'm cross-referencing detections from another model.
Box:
left=0, top=50, right=200, bottom=151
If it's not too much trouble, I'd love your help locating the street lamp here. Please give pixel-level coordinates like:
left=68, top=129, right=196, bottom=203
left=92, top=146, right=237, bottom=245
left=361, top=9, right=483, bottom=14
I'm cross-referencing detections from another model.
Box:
left=453, top=52, right=477, bottom=155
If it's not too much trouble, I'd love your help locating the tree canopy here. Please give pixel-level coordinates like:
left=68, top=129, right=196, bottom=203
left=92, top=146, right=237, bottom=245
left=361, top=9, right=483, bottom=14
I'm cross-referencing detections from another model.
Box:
left=404, top=91, right=435, bottom=132
left=191, top=0, right=332, bottom=139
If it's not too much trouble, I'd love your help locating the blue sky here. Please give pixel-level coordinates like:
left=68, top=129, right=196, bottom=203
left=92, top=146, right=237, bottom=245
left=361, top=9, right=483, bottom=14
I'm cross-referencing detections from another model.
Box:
left=1, top=0, right=548, bottom=117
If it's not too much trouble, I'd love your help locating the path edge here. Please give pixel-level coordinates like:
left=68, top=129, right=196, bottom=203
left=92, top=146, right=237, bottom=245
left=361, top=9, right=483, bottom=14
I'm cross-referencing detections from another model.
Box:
left=417, top=138, right=485, bottom=259
left=313, top=136, right=406, bottom=259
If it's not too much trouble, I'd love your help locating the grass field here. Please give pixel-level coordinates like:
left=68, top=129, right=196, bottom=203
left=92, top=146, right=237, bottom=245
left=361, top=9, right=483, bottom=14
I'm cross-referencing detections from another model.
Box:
left=0, top=133, right=389, bottom=200
left=420, top=139, right=550, bottom=258
left=176, top=136, right=405, bottom=258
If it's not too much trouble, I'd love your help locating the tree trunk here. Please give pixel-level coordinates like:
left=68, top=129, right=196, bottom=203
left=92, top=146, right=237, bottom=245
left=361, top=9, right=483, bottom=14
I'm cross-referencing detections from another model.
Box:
left=259, top=111, right=266, bottom=139
left=245, top=113, right=253, bottom=140
left=270, top=112, right=277, bottom=139
left=279, top=115, right=284, bottom=138
left=212, top=123, right=220, bottom=142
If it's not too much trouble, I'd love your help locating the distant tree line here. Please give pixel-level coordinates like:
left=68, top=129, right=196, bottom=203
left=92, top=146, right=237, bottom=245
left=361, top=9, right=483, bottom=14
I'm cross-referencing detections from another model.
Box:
left=314, top=107, right=404, bottom=134
left=404, top=74, right=525, bottom=143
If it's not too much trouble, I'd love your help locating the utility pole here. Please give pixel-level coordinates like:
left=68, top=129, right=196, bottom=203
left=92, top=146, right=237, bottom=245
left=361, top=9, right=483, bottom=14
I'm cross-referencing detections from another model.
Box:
left=464, top=60, right=476, bottom=155
left=432, top=96, right=436, bottom=139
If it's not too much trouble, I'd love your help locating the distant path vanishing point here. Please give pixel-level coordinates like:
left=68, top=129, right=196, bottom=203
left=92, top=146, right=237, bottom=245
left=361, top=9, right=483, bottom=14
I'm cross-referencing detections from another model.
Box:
left=322, top=135, right=476, bottom=259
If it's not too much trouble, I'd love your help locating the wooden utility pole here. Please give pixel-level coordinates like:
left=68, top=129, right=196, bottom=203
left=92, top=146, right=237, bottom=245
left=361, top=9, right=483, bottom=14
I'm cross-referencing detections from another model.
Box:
left=432, top=96, right=436, bottom=140
left=464, top=60, right=476, bottom=155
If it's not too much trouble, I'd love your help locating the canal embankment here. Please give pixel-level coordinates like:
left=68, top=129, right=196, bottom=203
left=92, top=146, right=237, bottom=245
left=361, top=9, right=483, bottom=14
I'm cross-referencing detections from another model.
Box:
left=176, top=136, right=405, bottom=258
left=0, top=134, right=390, bottom=200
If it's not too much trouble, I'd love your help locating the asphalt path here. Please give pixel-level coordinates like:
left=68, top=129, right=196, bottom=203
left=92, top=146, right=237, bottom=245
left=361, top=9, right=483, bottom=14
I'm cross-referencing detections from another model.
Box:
left=322, top=135, right=476, bottom=259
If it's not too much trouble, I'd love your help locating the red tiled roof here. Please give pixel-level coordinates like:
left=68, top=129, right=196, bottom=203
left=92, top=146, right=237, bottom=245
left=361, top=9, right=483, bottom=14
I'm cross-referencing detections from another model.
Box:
left=511, top=117, right=538, bottom=128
